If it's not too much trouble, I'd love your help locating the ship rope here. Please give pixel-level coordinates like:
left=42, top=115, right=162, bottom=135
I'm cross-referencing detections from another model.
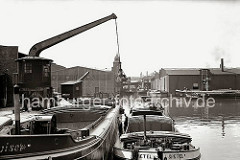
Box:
left=115, top=19, right=120, bottom=55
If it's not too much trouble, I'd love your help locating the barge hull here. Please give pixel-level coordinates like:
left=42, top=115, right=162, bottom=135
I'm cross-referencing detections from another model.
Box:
left=0, top=106, right=119, bottom=160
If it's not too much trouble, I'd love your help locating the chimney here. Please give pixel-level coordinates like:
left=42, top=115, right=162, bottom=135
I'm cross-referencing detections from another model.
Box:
left=220, top=58, right=224, bottom=72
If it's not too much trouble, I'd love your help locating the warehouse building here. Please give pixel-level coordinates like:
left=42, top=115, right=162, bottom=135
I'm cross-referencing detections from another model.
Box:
left=151, top=68, right=240, bottom=95
left=51, top=53, right=122, bottom=98
left=52, top=66, right=115, bottom=98
left=0, top=45, right=26, bottom=107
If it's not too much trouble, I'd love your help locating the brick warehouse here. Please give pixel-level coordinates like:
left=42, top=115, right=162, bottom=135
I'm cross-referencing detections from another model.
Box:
left=52, top=66, right=115, bottom=97
left=0, top=45, right=26, bottom=107
left=51, top=53, right=122, bottom=98
left=151, top=68, right=240, bottom=95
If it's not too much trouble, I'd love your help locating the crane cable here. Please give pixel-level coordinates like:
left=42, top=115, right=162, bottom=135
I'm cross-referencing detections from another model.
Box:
left=115, top=19, right=120, bottom=55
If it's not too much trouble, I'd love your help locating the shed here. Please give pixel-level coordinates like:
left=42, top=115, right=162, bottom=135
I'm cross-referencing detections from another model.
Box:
left=61, top=72, right=89, bottom=99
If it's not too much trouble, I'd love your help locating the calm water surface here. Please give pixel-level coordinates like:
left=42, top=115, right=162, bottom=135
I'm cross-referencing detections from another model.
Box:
left=123, top=96, right=240, bottom=160
left=171, top=98, right=240, bottom=160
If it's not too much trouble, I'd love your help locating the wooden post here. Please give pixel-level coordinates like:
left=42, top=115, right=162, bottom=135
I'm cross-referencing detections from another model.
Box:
left=143, top=115, right=147, bottom=142
left=14, top=84, right=20, bottom=135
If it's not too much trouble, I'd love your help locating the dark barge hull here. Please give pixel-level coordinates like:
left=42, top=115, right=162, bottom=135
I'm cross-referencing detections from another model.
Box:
left=0, top=105, right=119, bottom=160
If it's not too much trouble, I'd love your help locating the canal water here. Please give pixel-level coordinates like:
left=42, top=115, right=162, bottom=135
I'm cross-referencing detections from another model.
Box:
left=122, top=95, right=240, bottom=160
left=171, top=97, right=240, bottom=160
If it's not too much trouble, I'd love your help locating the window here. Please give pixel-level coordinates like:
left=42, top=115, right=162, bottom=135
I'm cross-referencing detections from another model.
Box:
left=43, top=65, right=50, bottom=77
left=24, top=62, right=32, bottom=73
left=193, top=83, right=199, bottom=89
left=163, top=77, right=165, bottom=91
left=95, top=87, right=99, bottom=93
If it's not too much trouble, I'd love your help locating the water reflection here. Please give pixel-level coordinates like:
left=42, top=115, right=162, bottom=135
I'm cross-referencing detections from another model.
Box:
left=170, top=97, right=240, bottom=160
left=222, top=116, right=225, bottom=138
left=121, top=95, right=240, bottom=160
left=169, top=97, right=240, bottom=117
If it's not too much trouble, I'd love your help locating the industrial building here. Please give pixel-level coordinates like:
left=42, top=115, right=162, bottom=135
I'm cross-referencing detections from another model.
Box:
left=122, top=76, right=151, bottom=94
left=52, top=66, right=114, bottom=98
left=151, top=68, right=240, bottom=95
left=51, top=53, right=122, bottom=98
left=0, top=45, right=26, bottom=107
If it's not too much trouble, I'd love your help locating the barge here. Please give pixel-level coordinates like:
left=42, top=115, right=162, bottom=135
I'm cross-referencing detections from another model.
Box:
left=0, top=103, right=119, bottom=160
left=113, top=106, right=201, bottom=160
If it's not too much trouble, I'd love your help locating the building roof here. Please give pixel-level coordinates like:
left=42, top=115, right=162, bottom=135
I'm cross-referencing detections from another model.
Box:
left=161, top=68, right=240, bottom=76
left=61, top=72, right=89, bottom=85
left=18, top=52, right=27, bottom=58
left=211, top=68, right=240, bottom=75
left=162, top=68, right=200, bottom=76
left=61, top=80, right=82, bottom=85
left=16, top=56, right=53, bottom=62
left=51, top=63, right=66, bottom=72
left=51, top=65, right=112, bottom=73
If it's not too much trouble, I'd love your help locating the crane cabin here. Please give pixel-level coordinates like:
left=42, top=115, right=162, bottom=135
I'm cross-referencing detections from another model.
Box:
left=16, top=56, right=53, bottom=109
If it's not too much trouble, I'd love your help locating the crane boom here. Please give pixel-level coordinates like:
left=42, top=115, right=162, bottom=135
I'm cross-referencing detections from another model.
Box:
left=29, top=13, right=117, bottom=57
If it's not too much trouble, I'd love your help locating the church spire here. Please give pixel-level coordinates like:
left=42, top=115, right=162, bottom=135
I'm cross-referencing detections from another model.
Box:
left=114, top=53, right=120, bottom=62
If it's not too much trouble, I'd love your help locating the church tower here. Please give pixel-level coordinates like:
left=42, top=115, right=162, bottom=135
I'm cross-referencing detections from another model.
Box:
left=112, top=53, right=122, bottom=94
left=112, top=53, right=121, bottom=75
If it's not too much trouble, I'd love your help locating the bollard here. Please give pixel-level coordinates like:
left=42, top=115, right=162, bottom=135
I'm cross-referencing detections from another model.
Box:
left=14, top=84, right=20, bottom=135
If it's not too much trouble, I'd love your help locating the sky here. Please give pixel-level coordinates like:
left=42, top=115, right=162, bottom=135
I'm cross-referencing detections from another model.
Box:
left=1, top=0, right=240, bottom=76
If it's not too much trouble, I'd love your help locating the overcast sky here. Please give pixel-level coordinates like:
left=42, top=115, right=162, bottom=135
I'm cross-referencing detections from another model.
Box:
left=1, top=0, right=240, bottom=76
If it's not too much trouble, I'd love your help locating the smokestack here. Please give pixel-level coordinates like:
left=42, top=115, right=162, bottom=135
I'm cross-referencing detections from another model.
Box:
left=220, top=58, right=224, bottom=72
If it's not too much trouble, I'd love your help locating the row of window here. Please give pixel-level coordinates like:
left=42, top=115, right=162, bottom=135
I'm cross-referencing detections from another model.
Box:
left=24, top=63, right=50, bottom=77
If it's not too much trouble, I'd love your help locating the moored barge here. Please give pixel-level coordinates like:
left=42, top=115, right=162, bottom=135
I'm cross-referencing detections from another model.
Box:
left=113, top=107, right=201, bottom=160
left=0, top=103, right=119, bottom=160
